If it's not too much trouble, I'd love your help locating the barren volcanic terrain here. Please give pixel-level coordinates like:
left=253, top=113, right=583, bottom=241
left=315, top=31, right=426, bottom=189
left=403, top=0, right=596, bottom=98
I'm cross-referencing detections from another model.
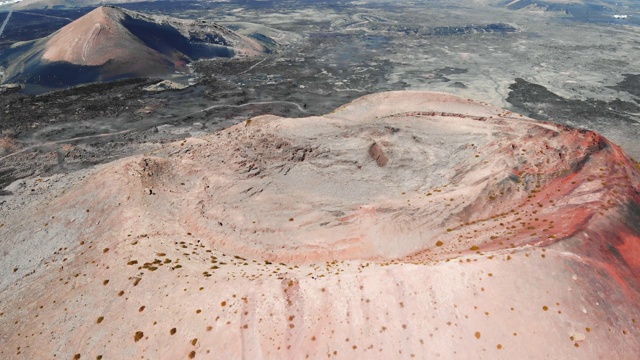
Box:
left=1, top=91, right=639, bottom=359
left=0, top=5, right=264, bottom=88
left=11, top=0, right=157, bottom=10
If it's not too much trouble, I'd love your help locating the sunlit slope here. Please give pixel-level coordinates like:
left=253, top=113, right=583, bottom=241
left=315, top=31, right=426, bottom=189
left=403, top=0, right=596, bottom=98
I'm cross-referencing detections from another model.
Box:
left=1, top=6, right=264, bottom=87
left=1, top=91, right=639, bottom=359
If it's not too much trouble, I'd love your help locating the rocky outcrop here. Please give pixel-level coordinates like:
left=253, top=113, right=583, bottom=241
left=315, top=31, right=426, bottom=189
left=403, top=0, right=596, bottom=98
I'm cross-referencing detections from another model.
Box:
left=1, top=91, right=639, bottom=359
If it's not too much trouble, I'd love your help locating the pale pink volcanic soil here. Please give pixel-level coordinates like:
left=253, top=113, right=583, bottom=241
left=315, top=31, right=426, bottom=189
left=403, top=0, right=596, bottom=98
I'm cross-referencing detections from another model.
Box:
left=40, top=6, right=264, bottom=66
left=41, top=6, right=168, bottom=67
left=8, top=6, right=265, bottom=80
left=1, top=91, right=640, bottom=359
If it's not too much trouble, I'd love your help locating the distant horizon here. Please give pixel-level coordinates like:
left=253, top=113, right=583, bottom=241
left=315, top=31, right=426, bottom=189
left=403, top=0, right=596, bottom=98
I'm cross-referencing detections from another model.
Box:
left=0, top=0, right=23, bottom=7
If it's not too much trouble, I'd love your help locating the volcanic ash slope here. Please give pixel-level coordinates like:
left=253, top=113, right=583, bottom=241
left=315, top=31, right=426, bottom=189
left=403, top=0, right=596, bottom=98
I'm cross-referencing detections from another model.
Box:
left=1, top=6, right=265, bottom=87
left=1, top=91, right=640, bottom=359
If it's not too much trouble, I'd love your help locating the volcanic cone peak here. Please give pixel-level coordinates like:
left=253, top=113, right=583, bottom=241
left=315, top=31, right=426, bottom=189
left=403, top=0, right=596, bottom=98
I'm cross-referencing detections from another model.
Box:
left=41, top=5, right=264, bottom=65
left=2, top=91, right=640, bottom=359
left=84, top=92, right=636, bottom=263
left=1, top=6, right=265, bottom=87
left=41, top=6, right=154, bottom=66
left=10, top=91, right=640, bottom=265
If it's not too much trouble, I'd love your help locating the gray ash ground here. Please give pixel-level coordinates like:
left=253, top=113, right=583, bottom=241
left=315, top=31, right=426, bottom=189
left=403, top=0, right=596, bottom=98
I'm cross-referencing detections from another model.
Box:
left=0, top=44, right=397, bottom=191
left=2, top=0, right=640, bottom=194
left=507, top=78, right=640, bottom=125
left=609, top=74, right=640, bottom=99
left=0, top=8, right=88, bottom=50
left=507, top=78, right=640, bottom=161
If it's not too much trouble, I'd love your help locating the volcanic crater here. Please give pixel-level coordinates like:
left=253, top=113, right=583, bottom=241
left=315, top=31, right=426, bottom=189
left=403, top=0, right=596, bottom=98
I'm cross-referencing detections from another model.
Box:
left=1, top=91, right=639, bottom=359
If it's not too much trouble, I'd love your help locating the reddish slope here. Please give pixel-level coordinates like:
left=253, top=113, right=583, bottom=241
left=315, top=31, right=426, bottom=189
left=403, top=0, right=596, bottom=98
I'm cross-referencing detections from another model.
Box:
left=0, top=91, right=639, bottom=359
left=2, top=6, right=265, bottom=87
left=41, top=6, right=172, bottom=74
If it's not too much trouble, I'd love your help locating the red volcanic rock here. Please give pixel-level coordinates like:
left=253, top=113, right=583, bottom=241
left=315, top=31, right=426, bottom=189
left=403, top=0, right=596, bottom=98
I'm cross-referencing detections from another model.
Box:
left=1, top=91, right=639, bottom=359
